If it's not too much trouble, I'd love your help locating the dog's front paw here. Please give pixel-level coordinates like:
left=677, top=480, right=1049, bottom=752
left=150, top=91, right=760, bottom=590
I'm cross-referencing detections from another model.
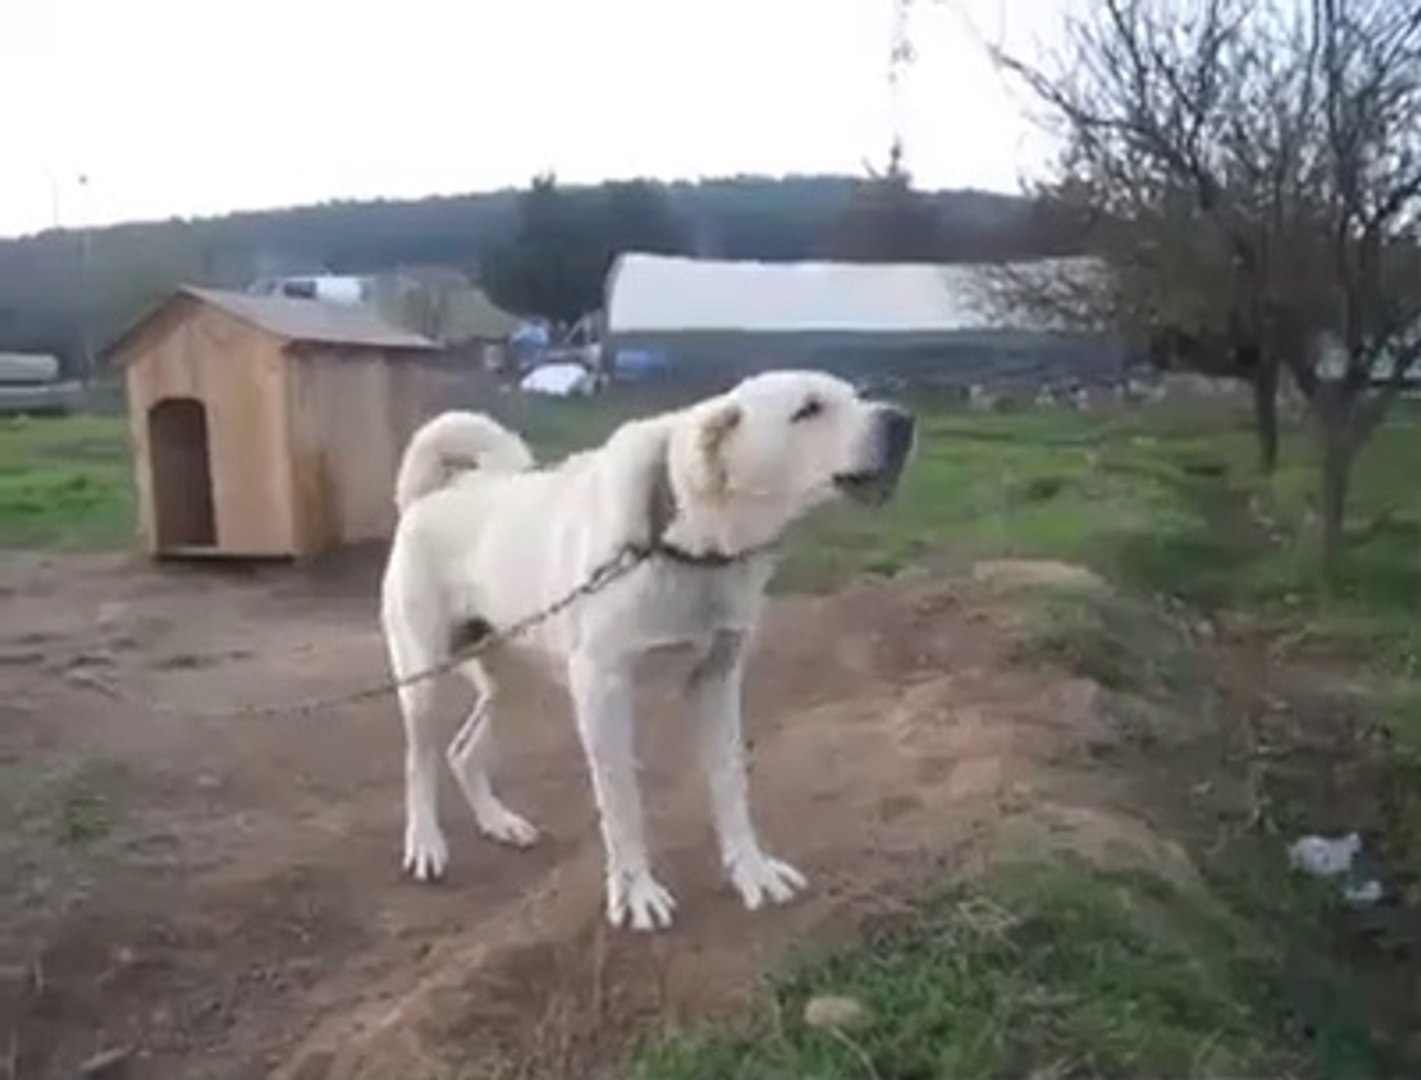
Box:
left=726, top=849, right=807, bottom=911
left=607, top=868, right=678, bottom=931
left=403, top=820, right=449, bottom=882
left=478, top=805, right=541, bottom=849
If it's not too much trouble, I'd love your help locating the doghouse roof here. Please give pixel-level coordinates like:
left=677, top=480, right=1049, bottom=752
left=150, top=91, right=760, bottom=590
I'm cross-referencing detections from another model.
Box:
left=104, top=286, right=441, bottom=362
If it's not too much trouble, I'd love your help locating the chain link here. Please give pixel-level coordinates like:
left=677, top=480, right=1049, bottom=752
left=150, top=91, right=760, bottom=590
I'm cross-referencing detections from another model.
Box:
left=73, top=536, right=784, bottom=721
left=74, top=544, right=653, bottom=721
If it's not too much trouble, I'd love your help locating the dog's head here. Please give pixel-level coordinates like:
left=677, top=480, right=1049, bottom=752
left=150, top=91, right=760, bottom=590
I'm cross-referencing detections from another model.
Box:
left=660, top=370, right=915, bottom=551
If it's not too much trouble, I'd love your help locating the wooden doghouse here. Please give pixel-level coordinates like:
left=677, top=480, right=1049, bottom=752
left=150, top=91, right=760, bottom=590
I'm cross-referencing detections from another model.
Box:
left=108, top=287, right=447, bottom=558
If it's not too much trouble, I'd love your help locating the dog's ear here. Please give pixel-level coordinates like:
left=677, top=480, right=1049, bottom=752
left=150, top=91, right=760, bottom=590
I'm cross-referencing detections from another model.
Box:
left=601, top=417, right=674, bottom=547
left=645, top=440, right=677, bottom=542
left=695, top=402, right=742, bottom=499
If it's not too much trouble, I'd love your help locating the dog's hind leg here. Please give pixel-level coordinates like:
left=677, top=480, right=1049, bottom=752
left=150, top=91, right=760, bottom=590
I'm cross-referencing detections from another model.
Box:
left=448, top=659, right=540, bottom=848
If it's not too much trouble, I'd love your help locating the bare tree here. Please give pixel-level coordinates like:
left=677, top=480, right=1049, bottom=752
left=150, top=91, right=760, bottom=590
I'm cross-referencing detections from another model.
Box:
left=1303, top=0, right=1421, bottom=565
left=990, top=0, right=1421, bottom=568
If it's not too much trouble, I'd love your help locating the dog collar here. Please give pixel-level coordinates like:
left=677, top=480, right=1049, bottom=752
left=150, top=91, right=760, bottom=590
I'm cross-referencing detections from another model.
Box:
left=643, top=448, right=777, bottom=568
left=650, top=540, right=750, bottom=568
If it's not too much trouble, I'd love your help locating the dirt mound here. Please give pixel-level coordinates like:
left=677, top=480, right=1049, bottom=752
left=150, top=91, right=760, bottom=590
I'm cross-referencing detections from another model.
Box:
left=971, top=558, right=1107, bottom=594
left=0, top=554, right=1153, bottom=1079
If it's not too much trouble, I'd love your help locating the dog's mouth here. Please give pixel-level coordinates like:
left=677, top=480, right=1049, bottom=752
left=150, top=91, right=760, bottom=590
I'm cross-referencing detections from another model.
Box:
left=833, top=406, right=914, bottom=506
left=832, top=469, right=897, bottom=505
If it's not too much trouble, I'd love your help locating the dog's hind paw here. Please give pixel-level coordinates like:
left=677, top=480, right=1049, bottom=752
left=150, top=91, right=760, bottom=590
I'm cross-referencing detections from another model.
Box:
left=607, top=868, right=678, bottom=931
left=403, top=822, right=449, bottom=882
left=726, top=850, right=807, bottom=911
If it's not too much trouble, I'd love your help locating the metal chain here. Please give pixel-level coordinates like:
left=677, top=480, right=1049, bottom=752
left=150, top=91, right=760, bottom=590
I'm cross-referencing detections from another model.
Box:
left=73, top=543, right=653, bottom=721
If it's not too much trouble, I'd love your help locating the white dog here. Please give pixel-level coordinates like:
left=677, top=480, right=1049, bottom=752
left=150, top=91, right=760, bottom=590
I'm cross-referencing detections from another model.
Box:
left=380, top=370, right=914, bottom=931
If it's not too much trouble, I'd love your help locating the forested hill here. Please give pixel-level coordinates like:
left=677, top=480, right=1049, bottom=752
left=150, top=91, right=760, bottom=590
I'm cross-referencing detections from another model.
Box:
left=0, top=175, right=1074, bottom=374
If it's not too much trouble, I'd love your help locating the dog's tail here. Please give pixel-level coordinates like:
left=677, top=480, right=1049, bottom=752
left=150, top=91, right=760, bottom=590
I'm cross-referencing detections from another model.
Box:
left=394, top=411, right=535, bottom=513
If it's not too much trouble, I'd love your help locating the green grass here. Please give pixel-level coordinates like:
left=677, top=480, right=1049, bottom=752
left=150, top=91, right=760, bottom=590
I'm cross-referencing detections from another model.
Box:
left=1016, top=588, right=1206, bottom=703
left=636, top=860, right=1379, bottom=1080
left=0, top=414, right=134, bottom=549
left=0, top=755, right=122, bottom=853
left=791, top=401, right=1419, bottom=662
left=7, top=398, right=1414, bottom=626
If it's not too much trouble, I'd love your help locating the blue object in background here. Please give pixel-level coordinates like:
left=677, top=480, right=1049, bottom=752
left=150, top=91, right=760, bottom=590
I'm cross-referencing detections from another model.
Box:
left=510, top=321, right=551, bottom=365
left=612, top=348, right=671, bottom=380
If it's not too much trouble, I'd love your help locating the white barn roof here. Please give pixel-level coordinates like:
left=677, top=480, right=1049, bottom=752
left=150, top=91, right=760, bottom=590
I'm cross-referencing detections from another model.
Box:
left=605, top=254, right=1102, bottom=337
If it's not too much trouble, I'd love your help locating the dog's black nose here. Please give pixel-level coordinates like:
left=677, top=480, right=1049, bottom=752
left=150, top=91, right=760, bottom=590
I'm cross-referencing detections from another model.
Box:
left=879, top=406, right=916, bottom=473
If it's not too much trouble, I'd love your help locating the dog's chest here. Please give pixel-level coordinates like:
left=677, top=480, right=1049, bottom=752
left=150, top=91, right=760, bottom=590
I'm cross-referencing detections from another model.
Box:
left=631, top=561, right=766, bottom=646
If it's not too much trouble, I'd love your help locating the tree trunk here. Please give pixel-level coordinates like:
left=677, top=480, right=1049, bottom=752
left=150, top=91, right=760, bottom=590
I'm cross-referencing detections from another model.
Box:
left=1252, top=361, right=1280, bottom=474
left=1317, top=415, right=1354, bottom=575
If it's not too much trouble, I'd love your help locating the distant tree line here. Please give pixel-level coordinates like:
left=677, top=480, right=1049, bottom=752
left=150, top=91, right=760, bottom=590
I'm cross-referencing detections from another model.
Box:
left=0, top=174, right=1081, bottom=373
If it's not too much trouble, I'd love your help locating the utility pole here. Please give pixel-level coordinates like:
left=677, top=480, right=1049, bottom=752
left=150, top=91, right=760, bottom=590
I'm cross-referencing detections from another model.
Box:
left=887, top=0, right=915, bottom=178
left=77, top=174, right=93, bottom=388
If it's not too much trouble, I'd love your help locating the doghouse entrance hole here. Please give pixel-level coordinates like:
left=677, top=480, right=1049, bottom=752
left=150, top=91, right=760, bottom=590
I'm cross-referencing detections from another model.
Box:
left=149, top=397, right=217, bottom=548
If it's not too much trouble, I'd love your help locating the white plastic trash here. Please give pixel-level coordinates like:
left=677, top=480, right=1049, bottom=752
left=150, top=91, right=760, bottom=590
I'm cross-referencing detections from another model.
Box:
left=1288, top=832, right=1362, bottom=878
left=1343, top=880, right=1384, bottom=908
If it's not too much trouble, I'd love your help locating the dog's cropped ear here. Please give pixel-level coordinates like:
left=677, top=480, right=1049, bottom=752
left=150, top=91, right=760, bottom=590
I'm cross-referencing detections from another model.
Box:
left=694, top=402, right=742, bottom=500
left=600, top=418, right=674, bottom=547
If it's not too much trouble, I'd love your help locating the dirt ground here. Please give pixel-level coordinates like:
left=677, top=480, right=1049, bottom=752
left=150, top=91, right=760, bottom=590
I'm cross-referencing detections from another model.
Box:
left=0, top=549, right=1126, bottom=1079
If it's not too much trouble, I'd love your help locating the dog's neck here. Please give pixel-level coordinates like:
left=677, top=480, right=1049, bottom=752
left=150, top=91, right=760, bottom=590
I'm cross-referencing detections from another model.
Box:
left=646, top=454, right=780, bottom=566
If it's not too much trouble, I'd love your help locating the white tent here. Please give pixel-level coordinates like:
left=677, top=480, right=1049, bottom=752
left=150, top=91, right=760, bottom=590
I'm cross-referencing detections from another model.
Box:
left=607, top=254, right=973, bottom=335
left=605, top=253, right=1103, bottom=337
left=601, top=253, right=1121, bottom=393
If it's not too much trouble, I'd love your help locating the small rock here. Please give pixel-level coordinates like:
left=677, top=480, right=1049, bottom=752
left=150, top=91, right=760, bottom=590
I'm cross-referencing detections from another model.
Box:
left=78, top=1046, right=132, bottom=1077
left=96, top=602, right=128, bottom=628
left=151, top=652, right=212, bottom=671
left=289, top=1050, right=336, bottom=1080
left=804, top=995, right=868, bottom=1032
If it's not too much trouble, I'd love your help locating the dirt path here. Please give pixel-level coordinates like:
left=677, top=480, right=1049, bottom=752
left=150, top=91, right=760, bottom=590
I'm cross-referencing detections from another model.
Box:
left=0, top=551, right=1114, bottom=1079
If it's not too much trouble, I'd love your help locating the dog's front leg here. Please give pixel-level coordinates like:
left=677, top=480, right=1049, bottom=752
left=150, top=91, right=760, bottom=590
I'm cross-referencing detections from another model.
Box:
left=690, top=630, right=807, bottom=911
left=568, top=652, right=677, bottom=931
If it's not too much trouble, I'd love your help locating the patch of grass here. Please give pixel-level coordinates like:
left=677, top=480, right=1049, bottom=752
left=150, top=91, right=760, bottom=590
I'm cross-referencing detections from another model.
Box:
left=635, top=859, right=1378, bottom=1080
left=1366, top=687, right=1421, bottom=893
left=55, top=782, right=113, bottom=845
left=774, top=401, right=1419, bottom=667
left=1017, top=589, right=1204, bottom=701
left=0, top=757, right=123, bottom=868
left=0, top=414, right=133, bottom=549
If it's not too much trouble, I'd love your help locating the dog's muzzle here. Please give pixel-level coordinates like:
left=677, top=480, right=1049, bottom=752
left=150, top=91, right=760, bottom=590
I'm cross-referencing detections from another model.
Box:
left=833, top=406, right=916, bottom=505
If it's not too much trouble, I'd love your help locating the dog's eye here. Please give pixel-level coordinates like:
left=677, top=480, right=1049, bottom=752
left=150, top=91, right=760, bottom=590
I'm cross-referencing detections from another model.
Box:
left=791, top=397, right=824, bottom=423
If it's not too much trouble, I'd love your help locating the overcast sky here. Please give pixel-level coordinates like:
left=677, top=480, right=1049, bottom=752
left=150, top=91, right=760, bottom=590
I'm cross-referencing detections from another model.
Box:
left=0, top=0, right=1063, bottom=239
